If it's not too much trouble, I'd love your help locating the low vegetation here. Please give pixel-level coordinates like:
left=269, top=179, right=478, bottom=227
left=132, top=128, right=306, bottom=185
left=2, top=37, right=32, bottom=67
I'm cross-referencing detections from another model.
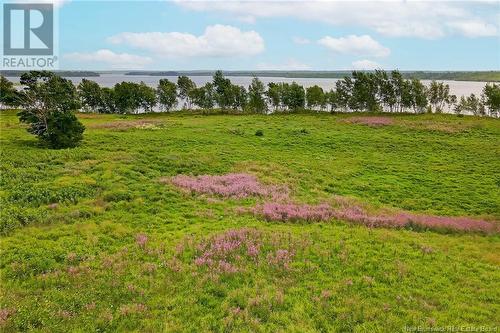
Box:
left=0, top=109, right=499, bottom=331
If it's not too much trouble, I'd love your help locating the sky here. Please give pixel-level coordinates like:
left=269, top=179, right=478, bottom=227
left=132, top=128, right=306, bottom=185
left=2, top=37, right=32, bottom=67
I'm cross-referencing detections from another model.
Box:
left=25, top=0, right=500, bottom=70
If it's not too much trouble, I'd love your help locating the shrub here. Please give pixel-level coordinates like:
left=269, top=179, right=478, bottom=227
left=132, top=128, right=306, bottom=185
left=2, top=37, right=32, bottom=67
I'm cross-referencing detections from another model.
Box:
left=42, top=112, right=85, bottom=149
left=17, top=71, right=84, bottom=149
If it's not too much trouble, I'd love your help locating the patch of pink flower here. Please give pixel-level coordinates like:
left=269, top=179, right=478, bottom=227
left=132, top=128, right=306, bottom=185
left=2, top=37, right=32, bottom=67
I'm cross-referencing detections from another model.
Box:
left=256, top=202, right=334, bottom=222
left=267, top=249, right=294, bottom=270
left=391, top=212, right=497, bottom=233
left=135, top=233, right=148, bottom=249
left=251, top=201, right=497, bottom=234
left=191, top=228, right=295, bottom=274
left=171, top=173, right=288, bottom=200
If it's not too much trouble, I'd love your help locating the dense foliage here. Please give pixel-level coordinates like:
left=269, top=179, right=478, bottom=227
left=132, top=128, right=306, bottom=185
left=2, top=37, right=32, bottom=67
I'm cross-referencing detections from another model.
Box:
left=15, top=71, right=85, bottom=148
left=0, top=76, right=21, bottom=108
left=2, top=71, right=499, bottom=117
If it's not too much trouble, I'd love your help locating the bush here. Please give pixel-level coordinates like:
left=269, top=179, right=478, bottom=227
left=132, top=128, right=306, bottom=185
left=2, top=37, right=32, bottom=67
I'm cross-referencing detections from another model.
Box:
left=17, top=71, right=85, bottom=149
left=19, top=110, right=85, bottom=149
left=44, top=112, right=85, bottom=148
left=255, top=129, right=264, bottom=136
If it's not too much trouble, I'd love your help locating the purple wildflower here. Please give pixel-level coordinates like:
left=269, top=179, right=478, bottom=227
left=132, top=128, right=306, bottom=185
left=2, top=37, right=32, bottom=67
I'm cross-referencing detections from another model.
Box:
left=267, top=249, right=294, bottom=269
left=249, top=200, right=497, bottom=234
left=171, top=173, right=289, bottom=200
left=135, top=233, right=148, bottom=249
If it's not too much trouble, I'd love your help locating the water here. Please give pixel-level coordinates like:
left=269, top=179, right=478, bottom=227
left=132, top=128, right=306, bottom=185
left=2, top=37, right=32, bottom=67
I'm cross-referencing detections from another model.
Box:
left=7, top=73, right=488, bottom=98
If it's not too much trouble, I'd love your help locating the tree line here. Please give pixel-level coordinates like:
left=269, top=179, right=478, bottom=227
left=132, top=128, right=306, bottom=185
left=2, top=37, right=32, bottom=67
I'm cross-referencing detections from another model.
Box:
left=2, top=70, right=499, bottom=117
left=0, top=70, right=498, bottom=148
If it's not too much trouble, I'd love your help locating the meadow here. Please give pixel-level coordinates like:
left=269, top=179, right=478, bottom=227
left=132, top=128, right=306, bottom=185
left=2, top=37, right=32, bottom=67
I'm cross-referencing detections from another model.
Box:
left=0, top=110, right=499, bottom=332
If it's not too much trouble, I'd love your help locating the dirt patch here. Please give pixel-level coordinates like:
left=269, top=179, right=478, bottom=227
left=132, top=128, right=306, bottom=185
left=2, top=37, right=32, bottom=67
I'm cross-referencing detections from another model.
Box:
left=344, top=116, right=394, bottom=126
left=90, top=119, right=165, bottom=130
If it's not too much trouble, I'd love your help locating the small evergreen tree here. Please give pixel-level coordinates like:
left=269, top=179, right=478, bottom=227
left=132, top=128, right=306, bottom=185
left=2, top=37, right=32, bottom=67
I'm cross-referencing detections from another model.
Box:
left=17, top=71, right=84, bottom=149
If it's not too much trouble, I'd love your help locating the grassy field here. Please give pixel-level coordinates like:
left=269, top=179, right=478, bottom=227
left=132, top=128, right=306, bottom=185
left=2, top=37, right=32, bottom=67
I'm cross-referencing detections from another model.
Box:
left=0, top=110, right=499, bottom=332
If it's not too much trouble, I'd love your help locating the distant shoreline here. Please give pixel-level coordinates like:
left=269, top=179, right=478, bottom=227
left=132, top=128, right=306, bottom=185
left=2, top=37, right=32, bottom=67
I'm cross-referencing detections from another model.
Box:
left=1, top=70, right=499, bottom=82
left=123, top=70, right=500, bottom=82
left=0, top=70, right=100, bottom=77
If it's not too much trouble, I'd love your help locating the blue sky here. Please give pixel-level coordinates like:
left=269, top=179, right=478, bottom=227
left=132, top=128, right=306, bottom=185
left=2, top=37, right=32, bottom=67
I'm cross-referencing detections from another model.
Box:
left=54, top=0, right=500, bottom=71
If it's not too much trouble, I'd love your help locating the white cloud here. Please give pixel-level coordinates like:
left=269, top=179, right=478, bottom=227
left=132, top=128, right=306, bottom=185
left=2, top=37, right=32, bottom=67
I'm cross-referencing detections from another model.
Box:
left=175, top=1, right=499, bottom=39
left=292, top=36, right=311, bottom=45
left=352, top=60, right=382, bottom=70
left=318, top=35, right=390, bottom=57
left=447, top=20, right=498, bottom=37
left=256, top=59, right=311, bottom=70
left=64, top=49, right=152, bottom=69
left=108, top=24, right=264, bottom=57
left=237, top=15, right=256, bottom=24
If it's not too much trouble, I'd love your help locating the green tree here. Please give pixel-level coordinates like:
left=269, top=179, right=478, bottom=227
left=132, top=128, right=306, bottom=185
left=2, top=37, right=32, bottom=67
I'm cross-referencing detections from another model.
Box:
left=266, top=82, right=282, bottom=111
left=335, top=78, right=353, bottom=111
left=390, top=70, right=405, bottom=112
left=231, top=84, right=247, bottom=111
left=99, top=87, right=116, bottom=114
left=351, top=71, right=379, bottom=112
left=0, top=75, right=20, bottom=108
left=77, top=79, right=102, bottom=112
left=482, top=83, right=500, bottom=117
left=114, top=82, right=142, bottom=113
left=213, top=71, right=234, bottom=110
left=375, top=70, right=395, bottom=112
left=282, top=82, right=305, bottom=111
left=17, top=71, right=84, bottom=148
left=400, top=79, right=413, bottom=112
left=409, top=79, right=428, bottom=113
left=137, top=82, right=157, bottom=112
left=325, top=89, right=338, bottom=112
left=248, top=77, right=267, bottom=113
left=190, top=82, right=215, bottom=110
left=157, top=79, right=177, bottom=111
left=454, top=94, right=485, bottom=116
left=306, top=85, right=326, bottom=110
left=428, top=81, right=452, bottom=113
left=177, top=76, right=196, bottom=109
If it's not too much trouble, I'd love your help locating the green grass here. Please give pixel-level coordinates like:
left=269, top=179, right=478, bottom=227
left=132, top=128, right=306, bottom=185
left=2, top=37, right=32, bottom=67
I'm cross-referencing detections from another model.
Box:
left=0, top=110, right=499, bottom=332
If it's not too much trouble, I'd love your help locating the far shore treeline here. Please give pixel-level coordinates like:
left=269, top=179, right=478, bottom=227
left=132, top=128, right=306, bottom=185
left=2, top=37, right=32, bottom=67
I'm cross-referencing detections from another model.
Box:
left=0, top=70, right=499, bottom=149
